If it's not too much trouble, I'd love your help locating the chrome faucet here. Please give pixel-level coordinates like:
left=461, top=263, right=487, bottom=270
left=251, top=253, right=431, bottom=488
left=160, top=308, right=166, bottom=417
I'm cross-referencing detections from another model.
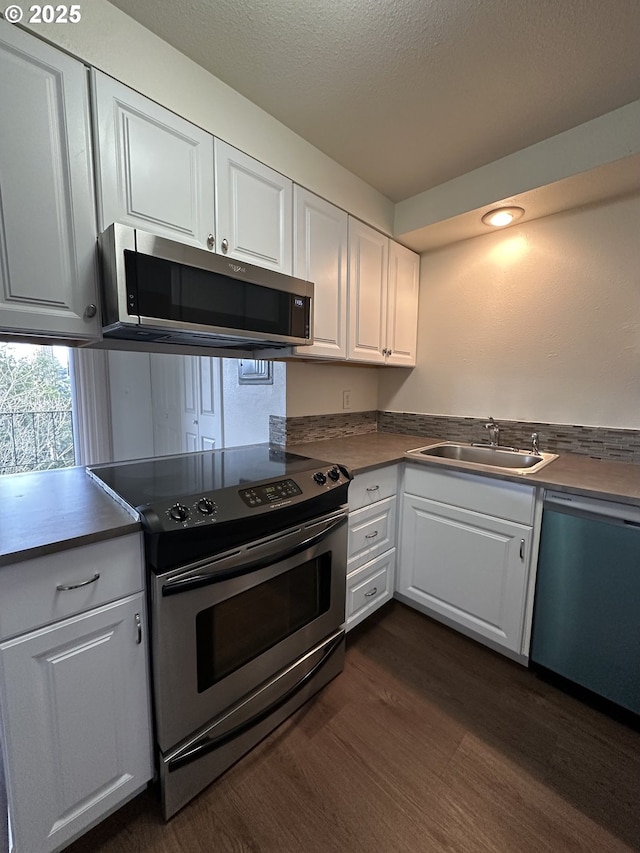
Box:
left=531, top=432, right=540, bottom=454
left=485, top=417, right=500, bottom=447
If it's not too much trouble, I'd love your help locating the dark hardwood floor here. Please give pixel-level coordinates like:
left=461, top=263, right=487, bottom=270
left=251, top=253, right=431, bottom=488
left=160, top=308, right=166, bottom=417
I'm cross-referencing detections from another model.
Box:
left=67, top=602, right=640, bottom=852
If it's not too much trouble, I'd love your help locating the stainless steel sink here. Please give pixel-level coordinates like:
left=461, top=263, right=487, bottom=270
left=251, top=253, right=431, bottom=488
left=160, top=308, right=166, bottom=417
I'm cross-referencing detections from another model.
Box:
left=404, top=442, right=558, bottom=475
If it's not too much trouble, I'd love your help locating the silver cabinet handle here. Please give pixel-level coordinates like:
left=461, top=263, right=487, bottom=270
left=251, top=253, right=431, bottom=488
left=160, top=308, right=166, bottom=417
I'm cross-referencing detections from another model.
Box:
left=519, top=539, right=525, bottom=560
left=364, top=587, right=378, bottom=597
left=207, top=233, right=215, bottom=250
left=135, top=613, right=142, bottom=644
left=84, top=304, right=97, bottom=318
left=366, top=485, right=379, bottom=492
left=365, top=530, right=379, bottom=539
left=56, top=573, right=100, bottom=591
left=221, top=238, right=229, bottom=253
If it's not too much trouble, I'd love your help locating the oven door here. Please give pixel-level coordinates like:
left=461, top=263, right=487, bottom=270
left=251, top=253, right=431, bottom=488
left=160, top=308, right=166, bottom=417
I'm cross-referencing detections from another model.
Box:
left=150, top=507, right=347, bottom=754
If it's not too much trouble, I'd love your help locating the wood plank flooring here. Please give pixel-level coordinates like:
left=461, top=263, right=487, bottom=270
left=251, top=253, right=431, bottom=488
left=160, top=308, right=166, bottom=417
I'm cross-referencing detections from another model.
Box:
left=67, top=602, right=640, bottom=852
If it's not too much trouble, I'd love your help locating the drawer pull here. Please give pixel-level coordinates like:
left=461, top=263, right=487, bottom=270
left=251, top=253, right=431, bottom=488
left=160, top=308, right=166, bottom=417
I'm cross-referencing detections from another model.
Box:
left=365, top=530, right=379, bottom=539
left=364, top=587, right=378, bottom=597
left=56, top=573, right=100, bottom=591
left=366, top=485, right=380, bottom=492
left=135, top=612, right=142, bottom=644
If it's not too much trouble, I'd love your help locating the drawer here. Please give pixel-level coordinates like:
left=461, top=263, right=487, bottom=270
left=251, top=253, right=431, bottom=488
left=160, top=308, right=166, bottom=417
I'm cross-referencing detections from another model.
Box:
left=403, top=463, right=536, bottom=525
left=348, top=496, right=396, bottom=569
left=0, top=533, right=145, bottom=640
left=346, top=549, right=395, bottom=630
left=348, top=465, right=398, bottom=511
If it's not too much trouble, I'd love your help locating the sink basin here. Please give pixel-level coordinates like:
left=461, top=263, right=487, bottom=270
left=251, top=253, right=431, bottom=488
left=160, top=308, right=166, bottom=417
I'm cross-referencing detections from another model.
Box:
left=405, top=442, right=558, bottom=475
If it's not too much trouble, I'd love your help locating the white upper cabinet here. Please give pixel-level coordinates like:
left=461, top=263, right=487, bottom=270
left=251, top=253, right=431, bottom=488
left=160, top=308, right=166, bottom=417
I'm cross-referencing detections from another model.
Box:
left=386, top=240, right=420, bottom=367
left=92, top=70, right=215, bottom=247
left=347, top=217, right=419, bottom=366
left=293, top=187, right=348, bottom=359
left=347, top=218, right=389, bottom=363
left=214, top=140, right=293, bottom=273
left=0, top=20, right=99, bottom=339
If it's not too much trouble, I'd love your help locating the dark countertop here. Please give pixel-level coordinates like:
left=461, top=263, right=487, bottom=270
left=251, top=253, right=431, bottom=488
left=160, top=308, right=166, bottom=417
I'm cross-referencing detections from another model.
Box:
left=288, top=432, right=640, bottom=507
left=2, top=432, right=638, bottom=566
left=0, top=466, right=140, bottom=567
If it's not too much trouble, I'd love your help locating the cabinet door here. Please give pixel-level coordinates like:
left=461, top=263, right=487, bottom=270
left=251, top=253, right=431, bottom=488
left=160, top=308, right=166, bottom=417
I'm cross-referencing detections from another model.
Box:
left=215, top=140, right=292, bottom=273
left=347, top=218, right=388, bottom=363
left=0, top=21, right=99, bottom=339
left=92, top=71, right=215, bottom=247
left=386, top=241, right=419, bottom=367
left=0, top=593, right=153, bottom=853
left=398, top=493, right=531, bottom=653
left=292, top=187, right=348, bottom=358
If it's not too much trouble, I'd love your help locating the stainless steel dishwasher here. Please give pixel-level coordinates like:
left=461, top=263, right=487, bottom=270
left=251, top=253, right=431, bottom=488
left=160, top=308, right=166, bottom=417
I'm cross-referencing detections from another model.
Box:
left=530, top=491, right=640, bottom=716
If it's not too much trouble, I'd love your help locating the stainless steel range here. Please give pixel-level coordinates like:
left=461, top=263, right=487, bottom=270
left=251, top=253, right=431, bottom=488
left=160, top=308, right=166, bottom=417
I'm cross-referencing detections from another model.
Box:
left=89, top=444, right=351, bottom=819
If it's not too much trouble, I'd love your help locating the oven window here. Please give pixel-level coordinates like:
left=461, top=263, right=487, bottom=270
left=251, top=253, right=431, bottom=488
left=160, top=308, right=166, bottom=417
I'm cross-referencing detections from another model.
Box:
left=195, top=554, right=332, bottom=692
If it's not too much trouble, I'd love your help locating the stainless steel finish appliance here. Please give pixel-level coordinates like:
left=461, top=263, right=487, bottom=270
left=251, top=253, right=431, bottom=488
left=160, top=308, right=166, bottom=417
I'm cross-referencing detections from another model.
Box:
left=97, top=224, right=314, bottom=350
left=530, top=491, right=640, bottom=717
left=89, top=445, right=351, bottom=818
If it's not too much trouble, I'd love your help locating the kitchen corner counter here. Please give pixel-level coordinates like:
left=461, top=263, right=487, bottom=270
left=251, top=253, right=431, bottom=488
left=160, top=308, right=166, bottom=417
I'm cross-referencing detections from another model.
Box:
left=0, top=466, right=140, bottom=567
left=288, top=432, right=640, bottom=506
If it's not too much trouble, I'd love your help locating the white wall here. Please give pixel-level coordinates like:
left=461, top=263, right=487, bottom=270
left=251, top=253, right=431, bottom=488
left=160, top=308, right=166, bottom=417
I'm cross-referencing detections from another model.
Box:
left=379, top=194, right=640, bottom=429
left=222, top=359, right=286, bottom=445
left=286, top=361, right=379, bottom=417
left=107, top=351, right=153, bottom=460
left=25, top=1, right=393, bottom=234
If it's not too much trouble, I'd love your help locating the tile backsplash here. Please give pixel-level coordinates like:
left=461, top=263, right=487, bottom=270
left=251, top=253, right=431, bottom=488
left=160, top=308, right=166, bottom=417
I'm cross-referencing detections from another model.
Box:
left=270, top=410, right=640, bottom=463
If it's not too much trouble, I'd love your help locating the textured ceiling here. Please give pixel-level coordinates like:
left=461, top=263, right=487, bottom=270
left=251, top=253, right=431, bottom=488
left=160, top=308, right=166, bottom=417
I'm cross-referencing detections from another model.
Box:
left=108, top=0, right=640, bottom=203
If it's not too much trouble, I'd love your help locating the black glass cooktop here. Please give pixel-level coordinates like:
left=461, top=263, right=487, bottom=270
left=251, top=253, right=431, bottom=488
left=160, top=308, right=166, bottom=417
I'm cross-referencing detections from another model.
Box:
left=89, top=443, right=326, bottom=508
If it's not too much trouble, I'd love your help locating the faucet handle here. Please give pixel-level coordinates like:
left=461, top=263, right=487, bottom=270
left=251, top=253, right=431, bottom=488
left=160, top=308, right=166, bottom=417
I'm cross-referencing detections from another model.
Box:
left=531, top=432, right=539, bottom=454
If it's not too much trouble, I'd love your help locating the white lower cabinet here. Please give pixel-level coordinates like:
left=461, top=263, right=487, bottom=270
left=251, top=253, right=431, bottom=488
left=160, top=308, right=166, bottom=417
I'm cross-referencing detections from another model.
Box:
left=346, top=466, right=398, bottom=630
left=397, top=465, right=537, bottom=657
left=0, top=536, right=153, bottom=853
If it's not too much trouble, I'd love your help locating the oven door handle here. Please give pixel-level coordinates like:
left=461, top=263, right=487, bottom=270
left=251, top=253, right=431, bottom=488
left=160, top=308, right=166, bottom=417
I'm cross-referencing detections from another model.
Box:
left=166, top=630, right=344, bottom=773
left=161, top=514, right=346, bottom=596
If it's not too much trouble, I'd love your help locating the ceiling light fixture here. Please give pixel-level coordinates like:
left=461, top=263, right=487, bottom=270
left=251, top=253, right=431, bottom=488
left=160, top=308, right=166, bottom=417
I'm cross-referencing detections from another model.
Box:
left=481, top=206, right=525, bottom=227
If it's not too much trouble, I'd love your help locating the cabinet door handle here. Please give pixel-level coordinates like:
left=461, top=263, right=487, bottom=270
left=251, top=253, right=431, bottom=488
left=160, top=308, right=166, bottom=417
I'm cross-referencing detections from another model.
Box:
left=221, top=238, right=229, bottom=253
left=135, top=613, right=142, bottom=644
left=365, top=530, right=379, bottom=539
left=366, top=485, right=379, bottom=492
left=207, top=233, right=215, bottom=250
left=84, top=303, right=97, bottom=318
left=519, top=539, right=525, bottom=561
left=364, top=587, right=378, bottom=597
left=56, top=573, right=100, bottom=591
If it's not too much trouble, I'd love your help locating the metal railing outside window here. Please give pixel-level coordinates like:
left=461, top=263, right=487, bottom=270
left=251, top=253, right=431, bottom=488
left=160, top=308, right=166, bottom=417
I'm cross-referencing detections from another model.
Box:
left=0, top=409, right=74, bottom=476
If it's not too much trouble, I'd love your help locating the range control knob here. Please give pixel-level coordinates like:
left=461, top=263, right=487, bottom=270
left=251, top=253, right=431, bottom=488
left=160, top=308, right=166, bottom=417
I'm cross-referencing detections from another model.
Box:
left=327, top=466, right=340, bottom=481
left=196, top=498, right=215, bottom=515
left=169, top=503, right=190, bottom=522
left=313, top=471, right=327, bottom=485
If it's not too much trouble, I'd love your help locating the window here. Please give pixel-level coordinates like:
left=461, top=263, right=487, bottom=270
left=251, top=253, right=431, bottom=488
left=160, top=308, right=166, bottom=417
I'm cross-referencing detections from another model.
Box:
left=0, top=342, right=74, bottom=475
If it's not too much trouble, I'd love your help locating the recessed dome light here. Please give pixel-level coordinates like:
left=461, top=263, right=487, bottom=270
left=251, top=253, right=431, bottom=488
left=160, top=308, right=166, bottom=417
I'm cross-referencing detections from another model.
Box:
left=481, top=206, right=525, bottom=227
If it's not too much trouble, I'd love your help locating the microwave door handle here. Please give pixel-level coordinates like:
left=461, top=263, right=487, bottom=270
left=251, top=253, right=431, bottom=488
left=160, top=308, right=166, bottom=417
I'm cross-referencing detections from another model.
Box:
left=161, top=515, right=346, bottom=596
left=166, top=630, right=344, bottom=773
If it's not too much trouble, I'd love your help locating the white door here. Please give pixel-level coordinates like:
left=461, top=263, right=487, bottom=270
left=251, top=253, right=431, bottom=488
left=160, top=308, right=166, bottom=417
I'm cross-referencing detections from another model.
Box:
left=214, top=140, right=292, bottom=273
left=398, top=493, right=531, bottom=653
left=0, top=594, right=153, bottom=853
left=347, top=218, right=388, bottom=364
left=92, top=71, right=215, bottom=247
left=386, top=241, right=419, bottom=367
left=195, top=357, right=223, bottom=450
left=0, top=20, right=99, bottom=339
left=149, top=353, right=184, bottom=456
left=293, top=187, right=348, bottom=359
left=150, top=355, right=223, bottom=454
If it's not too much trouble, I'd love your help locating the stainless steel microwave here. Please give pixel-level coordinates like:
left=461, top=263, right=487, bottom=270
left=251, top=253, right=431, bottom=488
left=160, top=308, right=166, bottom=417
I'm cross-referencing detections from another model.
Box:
left=97, top=224, right=313, bottom=350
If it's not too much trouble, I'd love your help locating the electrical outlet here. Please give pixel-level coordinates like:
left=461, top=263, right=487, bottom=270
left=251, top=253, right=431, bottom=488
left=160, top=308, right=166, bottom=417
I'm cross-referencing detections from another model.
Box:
left=342, top=390, right=351, bottom=410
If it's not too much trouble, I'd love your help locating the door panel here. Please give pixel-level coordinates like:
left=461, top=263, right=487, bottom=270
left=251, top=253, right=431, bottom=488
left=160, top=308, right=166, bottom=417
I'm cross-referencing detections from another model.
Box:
left=215, top=140, right=292, bottom=273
